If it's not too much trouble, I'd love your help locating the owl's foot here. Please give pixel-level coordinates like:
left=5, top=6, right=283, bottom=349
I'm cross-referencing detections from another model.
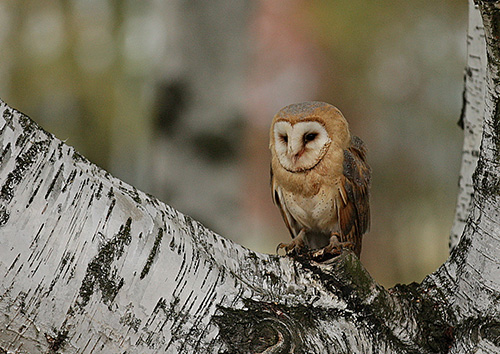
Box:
left=276, top=229, right=306, bottom=255
left=312, top=234, right=354, bottom=261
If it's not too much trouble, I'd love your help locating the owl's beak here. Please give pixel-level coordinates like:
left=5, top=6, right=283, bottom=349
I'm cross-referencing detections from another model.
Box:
left=288, top=143, right=305, bottom=163
left=293, top=149, right=305, bottom=162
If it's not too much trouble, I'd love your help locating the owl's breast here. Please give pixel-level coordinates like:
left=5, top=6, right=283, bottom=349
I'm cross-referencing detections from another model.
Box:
left=282, top=185, right=339, bottom=232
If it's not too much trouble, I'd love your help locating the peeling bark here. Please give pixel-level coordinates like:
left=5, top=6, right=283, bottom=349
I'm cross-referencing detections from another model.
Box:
left=1, top=1, right=500, bottom=353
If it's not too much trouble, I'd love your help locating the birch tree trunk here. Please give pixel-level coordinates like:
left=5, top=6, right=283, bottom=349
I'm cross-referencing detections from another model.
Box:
left=1, top=1, right=500, bottom=353
left=449, top=0, right=486, bottom=251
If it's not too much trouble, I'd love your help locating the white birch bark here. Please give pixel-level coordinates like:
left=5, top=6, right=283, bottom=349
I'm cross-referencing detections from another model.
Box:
left=1, top=0, right=500, bottom=353
left=449, top=0, right=486, bottom=252
left=430, top=1, right=500, bottom=353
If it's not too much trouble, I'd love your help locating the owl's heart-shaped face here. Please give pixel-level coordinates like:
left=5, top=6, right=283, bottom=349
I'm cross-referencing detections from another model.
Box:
left=273, top=120, right=331, bottom=172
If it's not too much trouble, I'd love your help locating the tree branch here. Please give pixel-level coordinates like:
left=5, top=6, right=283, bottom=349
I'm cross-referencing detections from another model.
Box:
left=449, top=0, right=486, bottom=252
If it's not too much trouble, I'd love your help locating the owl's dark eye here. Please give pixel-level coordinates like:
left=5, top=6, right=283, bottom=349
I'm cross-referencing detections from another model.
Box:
left=280, top=134, right=288, bottom=143
left=304, top=132, right=317, bottom=143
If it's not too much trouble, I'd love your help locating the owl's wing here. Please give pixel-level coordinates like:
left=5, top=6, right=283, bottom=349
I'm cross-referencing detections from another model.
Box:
left=271, top=167, right=301, bottom=239
left=337, top=136, right=371, bottom=257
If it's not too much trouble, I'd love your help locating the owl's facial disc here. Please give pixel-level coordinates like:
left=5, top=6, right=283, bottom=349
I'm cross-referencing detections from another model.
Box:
left=274, top=120, right=331, bottom=172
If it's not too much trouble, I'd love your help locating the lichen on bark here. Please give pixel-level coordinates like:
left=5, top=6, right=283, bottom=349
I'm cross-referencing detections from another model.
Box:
left=77, top=217, right=133, bottom=310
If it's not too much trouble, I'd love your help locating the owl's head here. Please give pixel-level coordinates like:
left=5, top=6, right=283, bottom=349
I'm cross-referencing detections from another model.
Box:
left=270, top=101, right=350, bottom=172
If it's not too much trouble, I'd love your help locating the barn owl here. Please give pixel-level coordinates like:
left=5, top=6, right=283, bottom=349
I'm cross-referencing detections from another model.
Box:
left=269, top=101, right=371, bottom=259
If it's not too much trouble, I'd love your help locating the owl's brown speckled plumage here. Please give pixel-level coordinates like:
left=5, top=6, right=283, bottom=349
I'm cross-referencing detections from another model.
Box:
left=270, top=101, right=371, bottom=259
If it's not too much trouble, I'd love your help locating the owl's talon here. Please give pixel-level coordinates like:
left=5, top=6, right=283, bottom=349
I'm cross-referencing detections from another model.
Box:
left=276, top=230, right=306, bottom=255
left=312, top=234, right=355, bottom=261
left=276, top=241, right=303, bottom=255
left=276, top=243, right=287, bottom=254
